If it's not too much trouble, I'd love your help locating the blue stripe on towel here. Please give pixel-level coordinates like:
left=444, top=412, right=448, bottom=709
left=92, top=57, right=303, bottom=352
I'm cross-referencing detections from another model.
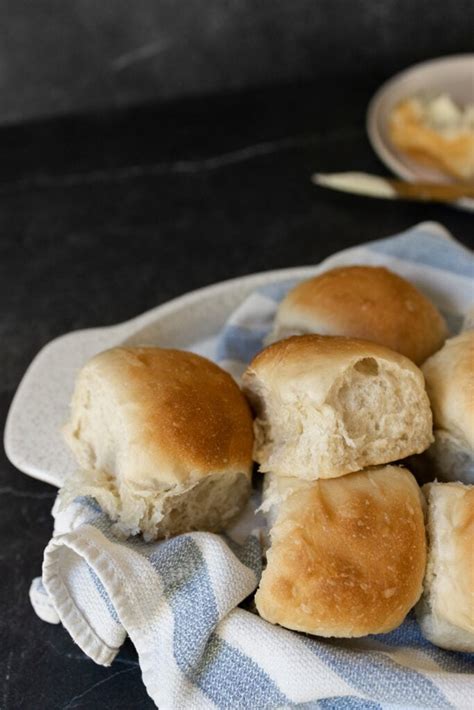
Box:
left=87, top=567, right=121, bottom=624
left=369, top=229, right=474, bottom=278
left=303, top=638, right=452, bottom=708
left=318, top=697, right=382, bottom=709
left=258, top=279, right=298, bottom=302
left=149, top=536, right=288, bottom=709
left=216, top=324, right=268, bottom=363
left=221, top=534, right=262, bottom=576
left=441, top=312, right=464, bottom=335
left=294, top=695, right=382, bottom=709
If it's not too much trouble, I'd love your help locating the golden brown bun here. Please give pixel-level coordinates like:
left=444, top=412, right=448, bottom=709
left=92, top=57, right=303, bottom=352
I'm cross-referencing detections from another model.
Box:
left=256, top=466, right=426, bottom=637
left=242, top=335, right=433, bottom=480
left=62, top=347, right=253, bottom=538
left=270, top=266, right=447, bottom=365
left=416, top=482, right=474, bottom=652
left=389, top=99, right=474, bottom=181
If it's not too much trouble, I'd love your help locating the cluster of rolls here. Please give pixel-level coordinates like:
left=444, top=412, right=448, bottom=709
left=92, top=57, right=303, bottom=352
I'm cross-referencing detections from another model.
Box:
left=62, top=265, right=473, bottom=653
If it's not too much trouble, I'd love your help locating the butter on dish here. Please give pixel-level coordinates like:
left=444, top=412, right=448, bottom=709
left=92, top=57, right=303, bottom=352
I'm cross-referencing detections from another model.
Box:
left=389, top=94, right=474, bottom=181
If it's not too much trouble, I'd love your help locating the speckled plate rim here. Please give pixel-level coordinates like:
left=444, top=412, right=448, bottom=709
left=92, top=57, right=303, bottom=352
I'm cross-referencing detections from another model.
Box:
left=3, top=221, right=457, bottom=488
left=366, top=54, right=474, bottom=211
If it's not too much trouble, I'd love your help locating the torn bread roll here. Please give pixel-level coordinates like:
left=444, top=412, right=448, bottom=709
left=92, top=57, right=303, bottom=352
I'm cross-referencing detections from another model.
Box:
left=256, top=466, right=426, bottom=637
left=422, top=331, right=474, bottom=484
left=416, top=482, right=474, bottom=652
left=268, top=265, right=447, bottom=364
left=242, top=335, right=433, bottom=480
left=62, top=347, right=253, bottom=539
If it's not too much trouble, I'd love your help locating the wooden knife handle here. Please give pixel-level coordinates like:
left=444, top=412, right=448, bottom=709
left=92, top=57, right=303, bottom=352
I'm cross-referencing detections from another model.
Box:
left=391, top=180, right=474, bottom=201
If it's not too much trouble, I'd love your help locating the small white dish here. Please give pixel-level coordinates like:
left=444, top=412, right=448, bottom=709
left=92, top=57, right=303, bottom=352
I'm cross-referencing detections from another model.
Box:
left=367, top=54, right=474, bottom=211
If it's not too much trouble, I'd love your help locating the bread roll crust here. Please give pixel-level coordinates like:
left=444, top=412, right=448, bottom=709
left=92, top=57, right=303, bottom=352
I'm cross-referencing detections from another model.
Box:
left=256, top=466, right=426, bottom=637
left=422, top=331, right=474, bottom=451
left=65, top=346, right=254, bottom=485
left=417, top=482, right=474, bottom=652
left=243, top=335, right=433, bottom=479
left=271, top=266, right=447, bottom=364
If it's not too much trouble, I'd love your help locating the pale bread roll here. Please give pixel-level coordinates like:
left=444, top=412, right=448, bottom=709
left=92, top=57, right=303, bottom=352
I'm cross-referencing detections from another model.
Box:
left=269, top=266, right=447, bottom=365
left=256, top=466, right=426, bottom=637
left=422, top=331, right=474, bottom=484
left=62, top=347, right=253, bottom=539
left=416, top=482, right=474, bottom=652
left=242, top=335, right=433, bottom=480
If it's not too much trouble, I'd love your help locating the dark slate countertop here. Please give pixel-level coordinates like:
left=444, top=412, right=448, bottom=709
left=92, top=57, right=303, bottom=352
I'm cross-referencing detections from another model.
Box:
left=1, top=81, right=472, bottom=710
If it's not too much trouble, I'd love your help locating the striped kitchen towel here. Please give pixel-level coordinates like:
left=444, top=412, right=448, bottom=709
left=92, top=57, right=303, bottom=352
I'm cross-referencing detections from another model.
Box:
left=30, top=222, right=474, bottom=709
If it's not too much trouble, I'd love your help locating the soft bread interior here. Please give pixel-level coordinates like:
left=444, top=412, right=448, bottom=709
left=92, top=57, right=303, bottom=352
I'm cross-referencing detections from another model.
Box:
left=59, top=467, right=251, bottom=541
left=247, top=356, right=432, bottom=479
left=63, top=371, right=120, bottom=474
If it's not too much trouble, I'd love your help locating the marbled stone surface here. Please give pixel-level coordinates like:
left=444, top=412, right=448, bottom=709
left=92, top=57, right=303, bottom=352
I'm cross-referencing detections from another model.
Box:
left=0, top=82, right=471, bottom=709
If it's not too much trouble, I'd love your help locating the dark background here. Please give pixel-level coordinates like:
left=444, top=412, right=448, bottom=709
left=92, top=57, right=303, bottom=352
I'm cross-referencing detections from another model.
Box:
left=1, top=2, right=473, bottom=708
left=1, top=0, right=473, bottom=124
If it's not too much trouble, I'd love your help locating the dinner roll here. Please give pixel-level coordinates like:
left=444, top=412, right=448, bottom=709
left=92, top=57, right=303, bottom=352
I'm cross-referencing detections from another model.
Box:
left=269, top=266, right=447, bottom=364
left=256, top=466, right=426, bottom=637
left=422, top=331, right=474, bottom=483
left=242, top=335, right=433, bottom=480
left=416, top=482, right=474, bottom=652
left=62, top=347, right=253, bottom=539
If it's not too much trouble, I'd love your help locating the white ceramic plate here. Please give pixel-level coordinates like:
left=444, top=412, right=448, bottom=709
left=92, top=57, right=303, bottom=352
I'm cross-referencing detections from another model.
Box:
left=367, top=54, right=474, bottom=210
